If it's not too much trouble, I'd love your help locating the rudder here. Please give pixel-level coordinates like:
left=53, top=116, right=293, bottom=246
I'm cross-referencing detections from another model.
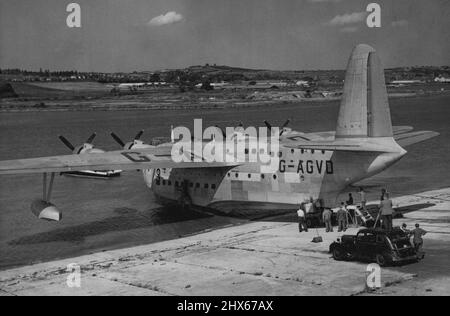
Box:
left=336, top=44, right=393, bottom=138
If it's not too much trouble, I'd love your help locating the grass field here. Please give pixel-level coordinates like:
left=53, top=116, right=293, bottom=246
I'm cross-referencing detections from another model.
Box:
left=8, top=82, right=110, bottom=99
left=28, top=81, right=112, bottom=92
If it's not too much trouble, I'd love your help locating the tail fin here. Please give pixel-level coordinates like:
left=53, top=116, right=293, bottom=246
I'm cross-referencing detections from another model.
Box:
left=336, top=44, right=393, bottom=139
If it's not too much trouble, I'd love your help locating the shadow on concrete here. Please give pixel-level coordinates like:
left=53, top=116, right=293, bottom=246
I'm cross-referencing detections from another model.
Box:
left=390, top=240, right=450, bottom=279
left=8, top=206, right=211, bottom=245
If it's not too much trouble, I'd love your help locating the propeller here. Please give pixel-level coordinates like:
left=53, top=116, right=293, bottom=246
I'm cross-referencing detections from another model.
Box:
left=280, top=119, right=291, bottom=135
left=264, top=119, right=291, bottom=136
left=110, top=130, right=145, bottom=149
left=59, top=133, right=97, bottom=154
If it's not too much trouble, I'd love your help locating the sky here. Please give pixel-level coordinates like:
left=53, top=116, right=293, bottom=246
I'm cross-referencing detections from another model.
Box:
left=1, top=0, right=449, bottom=72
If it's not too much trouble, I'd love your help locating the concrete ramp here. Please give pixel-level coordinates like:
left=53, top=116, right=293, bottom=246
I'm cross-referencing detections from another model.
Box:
left=1, top=188, right=449, bottom=296
left=0, top=222, right=414, bottom=296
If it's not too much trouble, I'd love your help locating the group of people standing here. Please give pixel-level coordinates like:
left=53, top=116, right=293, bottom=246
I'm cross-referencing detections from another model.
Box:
left=320, top=202, right=349, bottom=233
left=377, top=189, right=427, bottom=252
left=324, top=191, right=359, bottom=233
left=329, top=188, right=394, bottom=232
left=297, top=191, right=360, bottom=234
left=402, top=223, right=428, bottom=253
left=297, top=188, right=426, bottom=234
left=296, top=188, right=428, bottom=255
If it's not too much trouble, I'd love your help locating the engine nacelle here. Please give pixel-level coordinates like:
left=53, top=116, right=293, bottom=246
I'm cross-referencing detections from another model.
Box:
left=31, top=200, right=62, bottom=222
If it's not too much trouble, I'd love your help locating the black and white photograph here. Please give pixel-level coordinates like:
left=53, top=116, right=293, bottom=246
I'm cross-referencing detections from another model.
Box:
left=0, top=0, right=449, bottom=299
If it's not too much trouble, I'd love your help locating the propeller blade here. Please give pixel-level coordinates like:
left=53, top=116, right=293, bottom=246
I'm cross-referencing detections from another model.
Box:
left=280, top=119, right=291, bottom=136
left=281, top=119, right=291, bottom=129
left=264, top=120, right=272, bottom=131
left=86, top=133, right=97, bottom=144
left=110, top=132, right=125, bottom=147
left=58, top=135, right=75, bottom=151
left=134, top=130, right=144, bottom=140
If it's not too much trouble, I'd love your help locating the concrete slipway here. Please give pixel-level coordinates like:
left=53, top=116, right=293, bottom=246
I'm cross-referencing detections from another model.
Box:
left=1, top=188, right=449, bottom=296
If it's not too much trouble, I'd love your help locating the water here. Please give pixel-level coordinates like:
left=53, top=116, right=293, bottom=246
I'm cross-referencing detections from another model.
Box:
left=0, top=94, right=449, bottom=269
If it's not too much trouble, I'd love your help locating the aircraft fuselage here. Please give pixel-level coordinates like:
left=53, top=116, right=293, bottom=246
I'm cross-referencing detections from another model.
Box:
left=144, top=138, right=406, bottom=213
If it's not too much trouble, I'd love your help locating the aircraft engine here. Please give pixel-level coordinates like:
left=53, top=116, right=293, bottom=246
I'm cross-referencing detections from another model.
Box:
left=59, top=133, right=102, bottom=154
left=58, top=133, right=122, bottom=178
left=31, top=199, right=62, bottom=222
left=264, top=119, right=292, bottom=136
left=110, top=130, right=153, bottom=150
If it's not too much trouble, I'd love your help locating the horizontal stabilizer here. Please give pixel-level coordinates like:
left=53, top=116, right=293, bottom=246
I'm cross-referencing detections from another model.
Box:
left=283, top=139, right=395, bottom=153
left=296, top=126, right=414, bottom=141
left=394, top=131, right=439, bottom=147
left=393, top=126, right=414, bottom=135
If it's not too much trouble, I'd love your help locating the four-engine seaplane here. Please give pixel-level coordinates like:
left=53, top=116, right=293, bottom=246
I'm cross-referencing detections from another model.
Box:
left=0, top=44, right=439, bottom=222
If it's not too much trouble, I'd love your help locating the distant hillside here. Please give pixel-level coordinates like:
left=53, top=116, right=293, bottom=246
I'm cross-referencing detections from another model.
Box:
left=164, top=64, right=346, bottom=83
left=164, top=64, right=450, bottom=84
left=187, top=65, right=267, bottom=73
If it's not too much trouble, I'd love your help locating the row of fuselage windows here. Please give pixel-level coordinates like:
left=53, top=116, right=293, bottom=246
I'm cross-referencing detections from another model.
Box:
left=156, top=173, right=280, bottom=185
left=155, top=179, right=217, bottom=190
left=155, top=173, right=279, bottom=189
left=227, top=172, right=279, bottom=180
left=231, top=148, right=326, bottom=156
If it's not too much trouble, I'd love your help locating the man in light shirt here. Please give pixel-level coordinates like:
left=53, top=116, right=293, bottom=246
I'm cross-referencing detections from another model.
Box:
left=359, top=187, right=367, bottom=212
left=379, top=192, right=394, bottom=231
left=297, top=207, right=308, bottom=233
left=322, top=208, right=333, bottom=233
left=337, top=202, right=348, bottom=232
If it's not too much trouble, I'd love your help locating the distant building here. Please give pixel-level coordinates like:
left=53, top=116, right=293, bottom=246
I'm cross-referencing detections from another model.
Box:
left=390, top=80, right=422, bottom=84
left=434, top=76, right=450, bottom=83
left=118, top=83, right=148, bottom=88
left=295, top=80, right=310, bottom=87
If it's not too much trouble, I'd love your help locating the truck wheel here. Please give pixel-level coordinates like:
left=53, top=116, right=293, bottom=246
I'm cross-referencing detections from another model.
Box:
left=332, top=247, right=346, bottom=261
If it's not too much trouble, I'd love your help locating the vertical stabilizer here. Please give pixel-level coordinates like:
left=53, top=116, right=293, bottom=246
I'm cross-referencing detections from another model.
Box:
left=336, top=44, right=393, bottom=138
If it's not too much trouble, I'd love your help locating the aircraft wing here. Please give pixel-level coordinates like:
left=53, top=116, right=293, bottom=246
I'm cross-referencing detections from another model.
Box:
left=0, top=146, right=240, bottom=175
left=394, top=131, right=440, bottom=147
